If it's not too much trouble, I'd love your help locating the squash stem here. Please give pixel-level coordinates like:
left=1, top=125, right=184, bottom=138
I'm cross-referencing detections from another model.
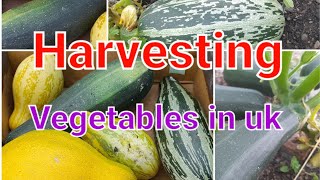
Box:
left=290, top=66, right=320, bottom=103
left=272, top=51, right=293, bottom=105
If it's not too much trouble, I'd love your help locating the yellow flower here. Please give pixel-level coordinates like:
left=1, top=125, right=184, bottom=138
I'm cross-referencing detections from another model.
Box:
left=119, top=5, right=138, bottom=31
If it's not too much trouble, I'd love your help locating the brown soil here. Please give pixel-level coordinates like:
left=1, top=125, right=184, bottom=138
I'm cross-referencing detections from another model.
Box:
left=280, top=0, right=320, bottom=49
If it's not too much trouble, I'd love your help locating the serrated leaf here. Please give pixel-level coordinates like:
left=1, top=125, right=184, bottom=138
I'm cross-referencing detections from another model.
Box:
left=312, top=173, right=319, bottom=180
left=120, top=28, right=139, bottom=42
left=301, top=51, right=319, bottom=65
left=283, top=0, right=294, bottom=8
left=280, top=165, right=290, bottom=173
left=109, top=26, right=120, bottom=40
left=290, top=156, right=301, bottom=173
left=111, top=0, right=133, bottom=14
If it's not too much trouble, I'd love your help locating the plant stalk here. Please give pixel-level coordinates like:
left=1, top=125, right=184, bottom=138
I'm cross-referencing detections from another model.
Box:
left=291, top=65, right=320, bottom=103
left=272, top=51, right=293, bottom=105
left=306, top=93, right=320, bottom=109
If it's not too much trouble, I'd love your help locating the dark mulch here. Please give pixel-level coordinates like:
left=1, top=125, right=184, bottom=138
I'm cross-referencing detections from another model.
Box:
left=137, top=0, right=320, bottom=49
left=258, top=150, right=320, bottom=180
left=280, top=0, right=320, bottom=49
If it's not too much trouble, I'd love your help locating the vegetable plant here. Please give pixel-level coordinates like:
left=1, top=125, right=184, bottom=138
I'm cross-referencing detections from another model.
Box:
left=268, top=51, right=320, bottom=178
left=216, top=51, right=320, bottom=179
left=267, top=51, right=320, bottom=112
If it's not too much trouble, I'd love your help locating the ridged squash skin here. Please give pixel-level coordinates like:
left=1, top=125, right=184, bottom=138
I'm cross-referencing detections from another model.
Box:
left=139, top=0, right=285, bottom=45
left=155, top=77, right=213, bottom=180
left=90, top=12, right=107, bottom=49
left=300, top=55, right=320, bottom=90
left=9, top=54, right=64, bottom=130
left=2, top=130, right=137, bottom=180
left=82, top=116, right=160, bottom=179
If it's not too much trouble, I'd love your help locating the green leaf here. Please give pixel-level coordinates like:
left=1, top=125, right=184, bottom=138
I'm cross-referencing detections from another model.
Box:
left=138, top=37, right=148, bottom=46
left=290, top=65, right=320, bottom=103
left=311, top=173, right=319, bottom=180
left=112, top=0, right=133, bottom=14
left=307, top=93, right=320, bottom=109
left=265, top=51, right=272, bottom=62
left=283, top=0, right=294, bottom=8
left=109, top=26, right=120, bottom=40
left=301, top=51, right=319, bottom=65
left=279, top=165, right=290, bottom=173
left=120, top=28, right=139, bottom=42
left=290, top=156, right=301, bottom=173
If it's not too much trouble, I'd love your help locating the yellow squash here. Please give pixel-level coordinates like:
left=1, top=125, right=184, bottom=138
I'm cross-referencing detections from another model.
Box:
left=9, top=54, right=64, bottom=130
left=90, top=12, right=107, bottom=48
left=2, top=130, right=137, bottom=180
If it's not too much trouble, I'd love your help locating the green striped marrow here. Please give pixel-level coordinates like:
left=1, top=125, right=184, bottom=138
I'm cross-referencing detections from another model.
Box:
left=155, top=76, right=213, bottom=180
left=5, top=59, right=153, bottom=143
left=216, top=107, right=299, bottom=179
left=215, top=85, right=266, bottom=119
left=2, top=0, right=106, bottom=49
left=81, top=116, right=160, bottom=179
left=138, top=0, right=285, bottom=45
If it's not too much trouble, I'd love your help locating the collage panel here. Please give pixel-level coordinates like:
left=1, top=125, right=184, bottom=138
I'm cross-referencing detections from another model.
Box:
left=1, top=0, right=320, bottom=180
left=2, top=49, right=213, bottom=179
left=108, top=0, right=319, bottom=179
left=215, top=50, right=320, bottom=179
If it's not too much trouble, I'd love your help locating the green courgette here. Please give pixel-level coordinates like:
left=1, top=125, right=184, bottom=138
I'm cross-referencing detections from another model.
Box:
left=215, top=85, right=266, bottom=119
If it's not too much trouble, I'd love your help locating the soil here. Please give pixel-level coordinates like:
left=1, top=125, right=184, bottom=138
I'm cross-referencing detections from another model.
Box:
left=258, top=150, right=320, bottom=180
left=280, top=0, right=320, bottom=49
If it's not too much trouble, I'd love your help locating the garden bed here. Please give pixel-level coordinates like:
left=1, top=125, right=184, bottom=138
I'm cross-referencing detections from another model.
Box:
left=281, top=0, right=320, bottom=49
